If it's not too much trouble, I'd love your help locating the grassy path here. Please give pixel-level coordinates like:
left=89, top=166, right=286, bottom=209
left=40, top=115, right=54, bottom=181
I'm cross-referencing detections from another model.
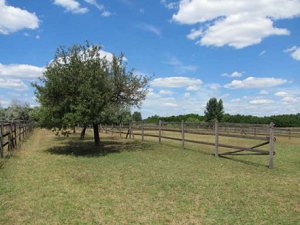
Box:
left=0, top=129, right=299, bottom=224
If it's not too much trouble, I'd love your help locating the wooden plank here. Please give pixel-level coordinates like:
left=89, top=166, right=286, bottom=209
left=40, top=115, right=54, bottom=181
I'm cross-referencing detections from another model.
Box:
left=218, top=133, right=268, bottom=141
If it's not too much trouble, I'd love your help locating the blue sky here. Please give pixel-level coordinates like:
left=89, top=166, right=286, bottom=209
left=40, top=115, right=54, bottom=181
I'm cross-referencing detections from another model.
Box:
left=0, top=0, right=300, bottom=118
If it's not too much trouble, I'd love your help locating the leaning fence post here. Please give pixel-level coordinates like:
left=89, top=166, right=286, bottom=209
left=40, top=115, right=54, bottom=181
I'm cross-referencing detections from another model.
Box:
left=214, top=119, right=219, bottom=157
left=269, top=122, right=275, bottom=169
left=159, top=120, right=162, bottom=143
left=181, top=120, right=185, bottom=148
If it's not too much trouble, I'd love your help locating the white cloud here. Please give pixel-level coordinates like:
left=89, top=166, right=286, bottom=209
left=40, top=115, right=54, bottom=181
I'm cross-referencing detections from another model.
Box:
left=165, top=56, right=197, bottom=73
left=163, top=102, right=178, bottom=107
left=259, top=50, right=267, bottom=56
left=160, top=0, right=178, bottom=9
left=53, top=0, right=88, bottom=14
left=138, top=23, right=161, bottom=36
left=0, top=78, right=27, bottom=90
left=0, top=0, right=39, bottom=35
left=159, top=90, right=174, bottom=95
left=249, top=99, right=274, bottom=105
left=151, top=76, right=203, bottom=91
left=187, top=28, right=203, bottom=40
left=275, top=91, right=288, bottom=97
left=0, top=63, right=45, bottom=79
left=274, top=90, right=300, bottom=104
left=83, top=0, right=111, bottom=17
left=208, top=83, right=221, bottom=90
left=172, top=0, right=300, bottom=48
left=284, top=46, right=300, bottom=61
left=222, top=71, right=243, bottom=78
left=225, top=77, right=287, bottom=89
left=231, top=98, right=241, bottom=103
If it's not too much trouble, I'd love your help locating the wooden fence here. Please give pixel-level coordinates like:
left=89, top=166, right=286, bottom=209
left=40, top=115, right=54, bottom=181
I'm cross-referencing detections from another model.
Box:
left=0, top=121, right=33, bottom=159
left=101, top=121, right=276, bottom=169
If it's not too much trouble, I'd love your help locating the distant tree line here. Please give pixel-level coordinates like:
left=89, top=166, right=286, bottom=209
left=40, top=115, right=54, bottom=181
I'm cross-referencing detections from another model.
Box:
left=143, top=113, right=300, bottom=127
left=0, top=101, right=38, bottom=122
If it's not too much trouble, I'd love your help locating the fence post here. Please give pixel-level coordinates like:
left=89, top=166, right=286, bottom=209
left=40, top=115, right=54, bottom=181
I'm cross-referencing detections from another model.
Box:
left=269, top=122, right=275, bottom=169
left=289, top=129, right=291, bottom=140
left=119, top=123, right=122, bottom=138
left=13, top=122, right=17, bottom=147
left=19, top=123, right=21, bottom=142
left=0, top=123, right=3, bottom=158
left=142, top=122, right=144, bottom=142
left=8, top=123, right=13, bottom=152
left=214, top=120, right=219, bottom=157
left=159, top=120, right=162, bottom=143
left=181, top=120, right=185, bottom=148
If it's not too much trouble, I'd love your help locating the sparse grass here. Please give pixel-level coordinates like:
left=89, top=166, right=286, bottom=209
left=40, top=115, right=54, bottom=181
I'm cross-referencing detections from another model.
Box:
left=0, top=129, right=299, bottom=225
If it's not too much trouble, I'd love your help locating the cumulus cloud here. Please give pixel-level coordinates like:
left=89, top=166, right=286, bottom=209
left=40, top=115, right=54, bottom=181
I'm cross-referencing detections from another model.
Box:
left=0, top=63, right=44, bottom=79
left=284, top=46, right=300, bottom=61
left=0, top=0, right=39, bottom=34
left=0, top=78, right=27, bottom=90
left=151, top=76, right=203, bottom=91
left=53, top=0, right=88, bottom=14
left=172, top=0, right=300, bottom=48
left=225, top=77, right=287, bottom=89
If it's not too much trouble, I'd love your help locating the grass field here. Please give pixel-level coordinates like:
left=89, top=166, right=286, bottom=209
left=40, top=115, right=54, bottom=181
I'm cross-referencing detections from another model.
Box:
left=0, top=129, right=299, bottom=224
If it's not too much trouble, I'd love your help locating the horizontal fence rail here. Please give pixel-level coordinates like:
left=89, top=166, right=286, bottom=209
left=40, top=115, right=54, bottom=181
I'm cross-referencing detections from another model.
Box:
left=0, top=121, right=33, bottom=160
left=100, top=121, right=276, bottom=169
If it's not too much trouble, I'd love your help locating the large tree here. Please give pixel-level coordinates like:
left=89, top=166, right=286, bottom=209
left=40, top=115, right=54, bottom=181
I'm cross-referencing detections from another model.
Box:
left=33, top=43, right=149, bottom=145
left=204, top=98, right=224, bottom=122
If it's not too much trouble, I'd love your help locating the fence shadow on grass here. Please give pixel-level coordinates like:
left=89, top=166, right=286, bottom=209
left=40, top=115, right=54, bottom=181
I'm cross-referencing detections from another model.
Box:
left=46, top=136, right=154, bottom=157
left=219, top=155, right=268, bottom=168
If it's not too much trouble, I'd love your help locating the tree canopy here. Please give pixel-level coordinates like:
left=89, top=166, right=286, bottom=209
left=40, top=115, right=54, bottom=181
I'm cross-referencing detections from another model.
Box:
left=204, top=98, right=224, bottom=122
left=33, top=43, right=149, bottom=145
left=132, top=111, right=142, bottom=122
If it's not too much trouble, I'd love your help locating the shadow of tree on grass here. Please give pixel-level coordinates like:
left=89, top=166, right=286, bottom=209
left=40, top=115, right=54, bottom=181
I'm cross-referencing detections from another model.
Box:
left=46, top=137, right=154, bottom=157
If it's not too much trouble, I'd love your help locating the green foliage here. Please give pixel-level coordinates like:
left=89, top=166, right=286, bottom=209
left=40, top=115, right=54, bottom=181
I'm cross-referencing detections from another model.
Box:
left=132, top=111, right=142, bottom=122
left=144, top=114, right=204, bottom=123
left=33, top=42, right=149, bottom=143
left=204, top=98, right=224, bottom=122
left=0, top=100, right=33, bottom=121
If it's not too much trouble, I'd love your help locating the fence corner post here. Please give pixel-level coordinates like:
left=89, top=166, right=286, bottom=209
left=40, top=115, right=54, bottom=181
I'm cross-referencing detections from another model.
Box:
left=269, top=122, right=275, bottom=169
left=181, top=120, right=185, bottom=149
left=214, top=119, right=219, bottom=157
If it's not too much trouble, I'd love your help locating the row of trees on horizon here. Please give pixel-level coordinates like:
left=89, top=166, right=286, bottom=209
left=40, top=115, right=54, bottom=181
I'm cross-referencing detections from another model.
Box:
left=1, top=100, right=300, bottom=128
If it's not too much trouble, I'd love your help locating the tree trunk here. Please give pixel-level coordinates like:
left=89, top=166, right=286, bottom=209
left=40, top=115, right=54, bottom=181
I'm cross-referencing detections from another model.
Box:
left=80, top=126, right=87, bottom=140
left=93, top=123, right=100, bottom=146
left=73, top=127, right=76, bottom=133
